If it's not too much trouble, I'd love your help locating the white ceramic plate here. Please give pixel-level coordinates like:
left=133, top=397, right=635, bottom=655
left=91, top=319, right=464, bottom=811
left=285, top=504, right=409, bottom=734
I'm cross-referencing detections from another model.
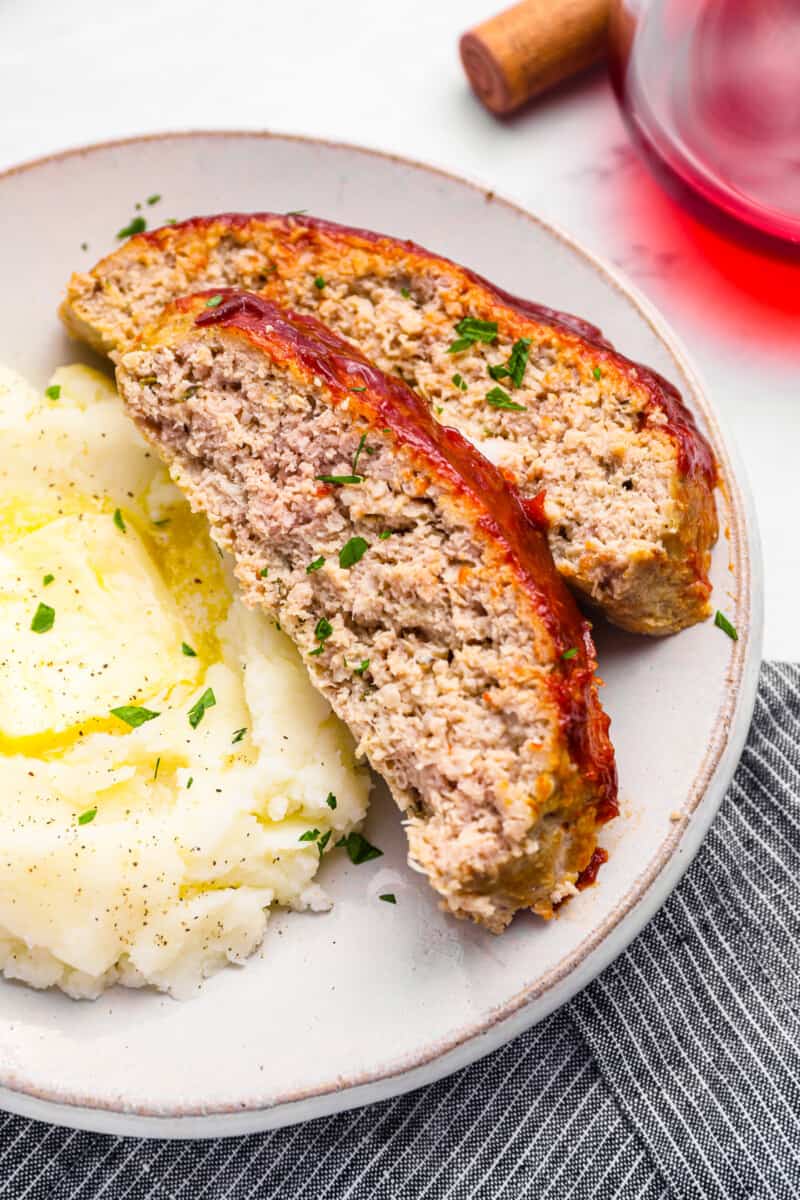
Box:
left=0, top=132, right=761, bottom=1138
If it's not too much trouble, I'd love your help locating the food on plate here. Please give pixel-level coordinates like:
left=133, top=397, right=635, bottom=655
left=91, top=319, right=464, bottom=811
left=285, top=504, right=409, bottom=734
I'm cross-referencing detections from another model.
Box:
left=61, top=211, right=718, bottom=636
left=0, top=363, right=370, bottom=999
left=114, top=289, right=617, bottom=933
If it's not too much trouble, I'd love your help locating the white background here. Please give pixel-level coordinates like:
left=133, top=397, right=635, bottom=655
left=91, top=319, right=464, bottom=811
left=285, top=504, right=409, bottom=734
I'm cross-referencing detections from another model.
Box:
left=1, top=0, right=796, bottom=658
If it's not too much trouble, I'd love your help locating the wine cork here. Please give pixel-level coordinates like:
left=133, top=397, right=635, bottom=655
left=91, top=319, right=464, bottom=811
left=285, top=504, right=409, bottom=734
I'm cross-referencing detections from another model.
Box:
left=460, top=0, right=610, bottom=116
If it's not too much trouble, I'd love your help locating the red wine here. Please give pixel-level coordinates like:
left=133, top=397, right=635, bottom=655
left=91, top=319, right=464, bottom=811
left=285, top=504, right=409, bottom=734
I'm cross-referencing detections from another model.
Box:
left=610, top=0, right=800, bottom=247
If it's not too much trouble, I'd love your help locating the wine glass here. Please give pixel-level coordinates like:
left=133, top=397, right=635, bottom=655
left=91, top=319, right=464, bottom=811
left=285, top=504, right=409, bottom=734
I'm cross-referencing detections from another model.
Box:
left=609, top=0, right=800, bottom=247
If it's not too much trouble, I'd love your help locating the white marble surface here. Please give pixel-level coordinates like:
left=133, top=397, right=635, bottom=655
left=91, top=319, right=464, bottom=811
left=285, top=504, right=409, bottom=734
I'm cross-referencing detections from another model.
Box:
left=1, top=0, right=796, bottom=657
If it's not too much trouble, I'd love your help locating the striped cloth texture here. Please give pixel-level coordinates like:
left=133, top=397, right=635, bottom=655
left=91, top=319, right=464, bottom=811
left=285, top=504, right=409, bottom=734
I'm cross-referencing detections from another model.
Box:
left=1, top=660, right=799, bottom=1200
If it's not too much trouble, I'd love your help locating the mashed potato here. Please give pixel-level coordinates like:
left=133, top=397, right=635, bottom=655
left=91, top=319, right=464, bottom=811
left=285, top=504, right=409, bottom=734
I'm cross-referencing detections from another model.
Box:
left=0, top=364, right=371, bottom=999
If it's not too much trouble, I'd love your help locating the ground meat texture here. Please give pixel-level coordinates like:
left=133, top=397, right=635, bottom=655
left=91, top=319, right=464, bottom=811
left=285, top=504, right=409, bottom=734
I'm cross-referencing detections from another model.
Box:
left=60, top=212, right=718, bottom=636
left=114, top=291, right=617, bottom=933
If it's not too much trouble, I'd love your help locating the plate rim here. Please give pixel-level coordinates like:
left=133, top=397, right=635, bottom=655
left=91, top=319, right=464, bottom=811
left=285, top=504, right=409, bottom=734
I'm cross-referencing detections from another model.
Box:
left=0, top=128, right=763, bottom=1137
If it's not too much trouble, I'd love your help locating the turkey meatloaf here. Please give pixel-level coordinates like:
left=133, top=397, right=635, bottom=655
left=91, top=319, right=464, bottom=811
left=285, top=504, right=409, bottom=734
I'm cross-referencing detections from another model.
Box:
left=114, top=290, right=617, bottom=932
left=61, top=212, right=718, bottom=636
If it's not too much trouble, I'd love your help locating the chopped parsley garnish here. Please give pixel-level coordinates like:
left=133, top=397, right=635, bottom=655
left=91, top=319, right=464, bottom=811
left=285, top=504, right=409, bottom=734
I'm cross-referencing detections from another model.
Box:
left=339, top=536, right=368, bottom=569
left=339, top=831, right=383, bottom=864
left=314, top=276, right=326, bottom=289
left=113, top=508, right=126, bottom=533
left=326, top=792, right=337, bottom=810
left=562, top=647, right=578, bottom=660
left=153, top=517, right=171, bottom=527
left=714, top=611, right=738, bottom=641
left=188, top=687, right=216, bottom=729
left=205, top=294, right=223, bottom=308
left=452, top=373, right=468, bottom=391
left=181, top=642, right=197, bottom=657
left=31, top=603, right=55, bottom=634
left=350, top=386, right=366, bottom=393
left=153, top=757, right=161, bottom=781
left=286, top=209, right=308, bottom=216
left=307, top=556, right=326, bottom=573
left=378, top=530, right=392, bottom=540
left=486, top=386, right=526, bottom=412
left=42, top=573, right=54, bottom=587
left=379, top=893, right=397, bottom=904
left=147, top=193, right=161, bottom=205
left=81, top=241, right=88, bottom=251
left=117, top=216, right=147, bottom=239
left=317, top=474, right=363, bottom=486
left=111, top=704, right=160, bottom=728
left=231, top=727, right=247, bottom=744
left=488, top=337, right=531, bottom=388
left=401, top=287, right=411, bottom=299
left=593, top=366, right=603, bottom=380
left=45, top=384, right=61, bottom=400
left=299, top=828, right=320, bottom=842
left=436, top=406, right=443, bottom=415
left=310, top=617, right=333, bottom=656
left=353, top=658, right=370, bottom=676
left=78, top=808, right=97, bottom=826
left=186, top=776, right=193, bottom=789
left=259, top=567, right=269, bottom=578
left=317, top=829, right=332, bottom=858
left=351, top=433, right=368, bottom=475
left=447, top=317, right=498, bottom=354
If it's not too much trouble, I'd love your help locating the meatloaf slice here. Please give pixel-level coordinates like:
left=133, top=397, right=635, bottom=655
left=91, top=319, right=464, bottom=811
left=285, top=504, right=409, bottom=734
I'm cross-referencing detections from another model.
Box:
left=61, top=212, right=718, bottom=636
left=114, top=289, right=617, bottom=932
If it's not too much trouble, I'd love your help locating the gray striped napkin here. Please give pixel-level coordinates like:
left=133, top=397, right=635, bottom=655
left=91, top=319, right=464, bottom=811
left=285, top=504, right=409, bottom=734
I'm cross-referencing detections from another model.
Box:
left=1, top=661, right=799, bottom=1200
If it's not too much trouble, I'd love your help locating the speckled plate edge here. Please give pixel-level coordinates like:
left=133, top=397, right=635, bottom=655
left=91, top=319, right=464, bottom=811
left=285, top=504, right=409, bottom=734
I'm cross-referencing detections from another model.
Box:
left=0, top=130, right=762, bottom=1138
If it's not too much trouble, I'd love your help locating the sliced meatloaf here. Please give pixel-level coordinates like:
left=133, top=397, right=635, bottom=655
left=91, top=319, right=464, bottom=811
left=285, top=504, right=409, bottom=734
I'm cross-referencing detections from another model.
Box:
left=114, top=289, right=617, bottom=932
left=61, top=212, right=718, bottom=636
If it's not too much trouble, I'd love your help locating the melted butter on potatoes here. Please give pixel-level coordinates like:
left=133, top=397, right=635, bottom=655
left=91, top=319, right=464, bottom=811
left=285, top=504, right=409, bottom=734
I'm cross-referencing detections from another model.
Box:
left=0, top=364, right=370, bottom=999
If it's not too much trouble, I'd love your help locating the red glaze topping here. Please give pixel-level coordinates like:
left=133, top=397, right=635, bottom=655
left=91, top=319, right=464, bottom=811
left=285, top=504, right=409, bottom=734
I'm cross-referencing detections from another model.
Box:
left=521, top=490, right=549, bottom=531
left=193, top=290, right=617, bottom=817
left=147, top=211, right=717, bottom=489
left=575, top=846, right=609, bottom=890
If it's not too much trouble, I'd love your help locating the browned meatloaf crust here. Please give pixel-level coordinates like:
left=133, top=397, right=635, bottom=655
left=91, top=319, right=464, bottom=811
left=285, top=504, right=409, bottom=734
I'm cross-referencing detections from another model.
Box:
left=114, top=289, right=618, bottom=932
left=60, top=212, right=718, bottom=636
